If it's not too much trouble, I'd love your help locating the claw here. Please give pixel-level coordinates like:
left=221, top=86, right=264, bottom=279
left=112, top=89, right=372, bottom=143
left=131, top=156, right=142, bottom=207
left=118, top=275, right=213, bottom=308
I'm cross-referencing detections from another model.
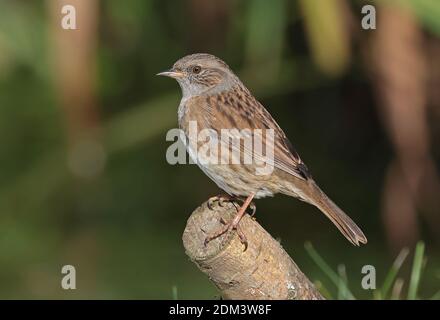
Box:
left=207, top=196, right=218, bottom=210
left=248, top=202, right=256, bottom=217
left=207, top=194, right=237, bottom=210
left=218, top=197, right=228, bottom=207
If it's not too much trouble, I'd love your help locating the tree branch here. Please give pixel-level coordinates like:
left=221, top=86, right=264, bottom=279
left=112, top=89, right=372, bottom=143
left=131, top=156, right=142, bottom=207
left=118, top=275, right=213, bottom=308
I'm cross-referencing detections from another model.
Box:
left=182, top=200, right=324, bottom=300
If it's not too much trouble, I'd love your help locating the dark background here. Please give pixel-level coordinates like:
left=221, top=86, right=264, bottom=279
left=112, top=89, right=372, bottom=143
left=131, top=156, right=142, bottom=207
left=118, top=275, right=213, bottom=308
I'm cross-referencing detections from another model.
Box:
left=0, top=0, right=439, bottom=299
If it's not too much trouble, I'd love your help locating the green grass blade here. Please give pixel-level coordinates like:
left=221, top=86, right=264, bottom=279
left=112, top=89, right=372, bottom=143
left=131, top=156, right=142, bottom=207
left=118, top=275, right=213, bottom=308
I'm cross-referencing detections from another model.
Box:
left=337, top=264, right=352, bottom=300
left=172, top=285, right=178, bottom=300
left=305, top=242, right=355, bottom=299
left=380, top=247, right=410, bottom=299
left=407, top=241, right=425, bottom=300
left=391, top=278, right=405, bottom=300
left=314, top=281, right=334, bottom=300
left=372, top=290, right=382, bottom=300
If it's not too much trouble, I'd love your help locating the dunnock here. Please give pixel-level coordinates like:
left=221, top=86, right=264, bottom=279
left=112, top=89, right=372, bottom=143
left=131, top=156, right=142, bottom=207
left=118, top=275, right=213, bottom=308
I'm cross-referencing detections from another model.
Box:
left=158, top=53, right=367, bottom=248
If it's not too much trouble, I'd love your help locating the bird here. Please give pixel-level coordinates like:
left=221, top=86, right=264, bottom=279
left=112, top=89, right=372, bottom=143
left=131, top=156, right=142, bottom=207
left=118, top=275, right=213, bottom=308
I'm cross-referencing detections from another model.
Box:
left=158, top=53, right=367, bottom=249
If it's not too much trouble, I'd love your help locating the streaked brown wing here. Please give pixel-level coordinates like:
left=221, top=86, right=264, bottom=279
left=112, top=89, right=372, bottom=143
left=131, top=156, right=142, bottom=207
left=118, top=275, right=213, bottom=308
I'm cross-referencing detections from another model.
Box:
left=204, top=86, right=310, bottom=180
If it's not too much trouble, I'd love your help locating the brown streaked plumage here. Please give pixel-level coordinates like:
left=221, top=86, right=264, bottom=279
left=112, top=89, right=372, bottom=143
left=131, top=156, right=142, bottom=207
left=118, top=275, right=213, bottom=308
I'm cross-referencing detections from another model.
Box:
left=158, top=53, right=367, bottom=248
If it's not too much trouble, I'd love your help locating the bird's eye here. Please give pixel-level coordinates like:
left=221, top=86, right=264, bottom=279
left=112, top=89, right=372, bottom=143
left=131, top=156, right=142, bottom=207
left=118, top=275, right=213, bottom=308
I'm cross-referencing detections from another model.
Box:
left=191, top=65, right=202, bottom=74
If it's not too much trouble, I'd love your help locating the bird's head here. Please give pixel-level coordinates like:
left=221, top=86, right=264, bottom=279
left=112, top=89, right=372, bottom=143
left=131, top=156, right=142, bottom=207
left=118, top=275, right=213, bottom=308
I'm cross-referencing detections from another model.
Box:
left=157, top=53, right=237, bottom=98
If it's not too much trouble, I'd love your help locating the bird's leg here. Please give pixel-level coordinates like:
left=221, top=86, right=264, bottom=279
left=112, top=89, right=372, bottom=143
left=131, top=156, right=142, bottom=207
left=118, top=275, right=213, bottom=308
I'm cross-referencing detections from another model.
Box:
left=207, top=194, right=238, bottom=210
left=204, top=193, right=255, bottom=250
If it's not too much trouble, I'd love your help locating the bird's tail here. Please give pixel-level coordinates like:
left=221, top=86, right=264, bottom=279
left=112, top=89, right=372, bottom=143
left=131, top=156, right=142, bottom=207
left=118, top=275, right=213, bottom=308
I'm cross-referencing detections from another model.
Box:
left=289, top=180, right=367, bottom=246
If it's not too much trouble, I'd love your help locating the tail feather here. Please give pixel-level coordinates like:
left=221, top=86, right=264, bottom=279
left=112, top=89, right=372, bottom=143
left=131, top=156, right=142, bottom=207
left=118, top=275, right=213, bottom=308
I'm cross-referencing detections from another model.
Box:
left=288, top=180, right=367, bottom=246
left=311, top=182, right=367, bottom=246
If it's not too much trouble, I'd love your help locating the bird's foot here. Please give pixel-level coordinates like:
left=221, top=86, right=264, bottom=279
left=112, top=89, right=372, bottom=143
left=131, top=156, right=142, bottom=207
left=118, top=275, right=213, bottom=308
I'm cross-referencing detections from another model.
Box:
left=204, top=193, right=255, bottom=251
left=207, top=195, right=256, bottom=217
left=203, top=217, right=248, bottom=251
left=207, top=194, right=238, bottom=210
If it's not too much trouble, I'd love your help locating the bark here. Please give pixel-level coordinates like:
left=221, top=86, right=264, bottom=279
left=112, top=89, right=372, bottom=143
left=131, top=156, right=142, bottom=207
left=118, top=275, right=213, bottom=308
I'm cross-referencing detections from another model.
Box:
left=182, top=200, right=324, bottom=300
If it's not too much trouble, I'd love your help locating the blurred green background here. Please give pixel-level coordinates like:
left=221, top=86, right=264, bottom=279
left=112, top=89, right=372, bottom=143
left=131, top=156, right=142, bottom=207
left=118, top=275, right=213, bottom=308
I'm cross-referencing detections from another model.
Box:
left=0, top=0, right=439, bottom=299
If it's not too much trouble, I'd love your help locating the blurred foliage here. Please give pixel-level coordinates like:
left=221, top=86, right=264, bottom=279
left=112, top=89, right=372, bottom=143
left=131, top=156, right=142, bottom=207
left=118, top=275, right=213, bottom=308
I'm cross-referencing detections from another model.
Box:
left=396, top=0, right=440, bottom=35
left=307, top=241, right=438, bottom=299
left=299, top=0, right=350, bottom=76
left=0, top=0, right=438, bottom=299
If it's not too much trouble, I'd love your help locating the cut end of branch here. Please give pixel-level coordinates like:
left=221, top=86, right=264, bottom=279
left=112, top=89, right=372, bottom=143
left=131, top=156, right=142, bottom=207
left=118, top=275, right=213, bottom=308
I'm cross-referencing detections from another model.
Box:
left=182, top=200, right=324, bottom=300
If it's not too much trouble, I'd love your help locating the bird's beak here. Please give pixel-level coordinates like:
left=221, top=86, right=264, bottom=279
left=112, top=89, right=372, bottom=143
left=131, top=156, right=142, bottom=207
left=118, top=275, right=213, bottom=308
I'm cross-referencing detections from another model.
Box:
left=156, top=68, right=184, bottom=79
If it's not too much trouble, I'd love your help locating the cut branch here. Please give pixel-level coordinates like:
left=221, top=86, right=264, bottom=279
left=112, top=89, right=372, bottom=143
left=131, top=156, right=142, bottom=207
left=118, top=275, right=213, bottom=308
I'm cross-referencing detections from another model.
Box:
left=183, top=200, right=324, bottom=300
